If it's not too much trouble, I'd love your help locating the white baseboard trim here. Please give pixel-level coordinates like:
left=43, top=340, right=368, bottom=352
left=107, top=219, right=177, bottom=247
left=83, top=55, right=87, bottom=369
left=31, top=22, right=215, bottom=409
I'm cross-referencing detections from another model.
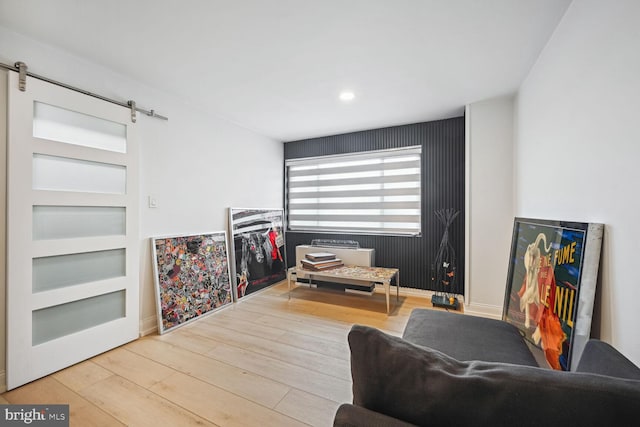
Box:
left=140, top=315, right=158, bottom=337
left=0, top=370, right=6, bottom=393
left=464, top=302, right=503, bottom=319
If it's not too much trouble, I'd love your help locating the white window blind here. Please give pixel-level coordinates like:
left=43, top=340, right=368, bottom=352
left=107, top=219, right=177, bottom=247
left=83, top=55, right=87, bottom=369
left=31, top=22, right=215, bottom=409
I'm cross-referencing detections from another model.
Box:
left=286, top=146, right=422, bottom=235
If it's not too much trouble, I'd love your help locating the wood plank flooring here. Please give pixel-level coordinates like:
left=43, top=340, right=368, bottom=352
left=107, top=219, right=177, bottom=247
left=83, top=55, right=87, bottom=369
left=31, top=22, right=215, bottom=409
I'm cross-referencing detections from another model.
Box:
left=2, top=281, right=458, bottom=426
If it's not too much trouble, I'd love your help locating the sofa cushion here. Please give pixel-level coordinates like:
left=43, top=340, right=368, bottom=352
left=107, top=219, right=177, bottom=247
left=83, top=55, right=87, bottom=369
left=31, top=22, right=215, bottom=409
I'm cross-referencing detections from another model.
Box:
left=349, top=325, right=640, bottom=427
left=576, top=339, right=640, bottom=379
left=333, top=403, right=417, bottom=427
left=402, top=309, right=538, bottom=366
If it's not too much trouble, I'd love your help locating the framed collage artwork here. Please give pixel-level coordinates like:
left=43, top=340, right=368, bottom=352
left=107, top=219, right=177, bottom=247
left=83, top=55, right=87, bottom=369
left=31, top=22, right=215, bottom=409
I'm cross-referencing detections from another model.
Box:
left=503, top=218, right=603, bottom=371
left=151, top=231, right=233, bottom=334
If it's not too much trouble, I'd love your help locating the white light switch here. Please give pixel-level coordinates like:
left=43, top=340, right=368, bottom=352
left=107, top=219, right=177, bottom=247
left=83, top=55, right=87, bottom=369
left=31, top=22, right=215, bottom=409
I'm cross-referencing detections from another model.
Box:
left=148, top=195, right=158, bottom=208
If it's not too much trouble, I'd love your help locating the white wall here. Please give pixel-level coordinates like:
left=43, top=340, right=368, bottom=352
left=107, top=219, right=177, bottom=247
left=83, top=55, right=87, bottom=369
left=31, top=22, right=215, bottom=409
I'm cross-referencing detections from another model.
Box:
left=465, top=96, right=515, bottom=318
left=515, top=0, right=640, bottom=365
left=0, top=26, right=283, bottom=388
left=136, top=99, right=283, bottom=334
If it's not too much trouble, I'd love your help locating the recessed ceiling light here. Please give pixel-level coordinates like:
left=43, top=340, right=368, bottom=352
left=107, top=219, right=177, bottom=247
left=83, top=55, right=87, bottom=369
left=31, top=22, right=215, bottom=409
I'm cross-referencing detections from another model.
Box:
left=339, top=91, right=355, bottom=102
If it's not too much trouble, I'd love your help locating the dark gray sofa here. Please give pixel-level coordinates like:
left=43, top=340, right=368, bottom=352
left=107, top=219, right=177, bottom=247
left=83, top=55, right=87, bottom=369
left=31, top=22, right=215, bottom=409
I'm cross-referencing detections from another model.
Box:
left=334, top=309, right=640, bottom=427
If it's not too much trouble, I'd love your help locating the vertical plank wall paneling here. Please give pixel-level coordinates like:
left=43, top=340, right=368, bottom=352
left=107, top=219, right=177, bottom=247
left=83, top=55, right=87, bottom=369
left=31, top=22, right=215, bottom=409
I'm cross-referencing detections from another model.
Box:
left=284, top=117, right=465, bottom=294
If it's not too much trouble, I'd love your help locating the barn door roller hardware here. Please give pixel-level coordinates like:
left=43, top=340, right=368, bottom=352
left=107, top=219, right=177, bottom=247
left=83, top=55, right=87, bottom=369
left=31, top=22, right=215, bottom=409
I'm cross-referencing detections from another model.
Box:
left=0, top=60, right=168, bottom=122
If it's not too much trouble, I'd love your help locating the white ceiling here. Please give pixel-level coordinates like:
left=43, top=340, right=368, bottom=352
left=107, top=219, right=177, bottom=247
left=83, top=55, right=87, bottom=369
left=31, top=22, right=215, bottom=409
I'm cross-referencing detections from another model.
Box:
left=0, top=0, right=572, bottom=141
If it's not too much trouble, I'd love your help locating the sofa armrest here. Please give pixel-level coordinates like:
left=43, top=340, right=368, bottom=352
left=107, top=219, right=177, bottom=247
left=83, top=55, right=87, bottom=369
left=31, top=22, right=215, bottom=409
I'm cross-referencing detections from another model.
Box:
left=576, top=339, right=640, bottom=379
left=333, top=404, right=417, bottom=427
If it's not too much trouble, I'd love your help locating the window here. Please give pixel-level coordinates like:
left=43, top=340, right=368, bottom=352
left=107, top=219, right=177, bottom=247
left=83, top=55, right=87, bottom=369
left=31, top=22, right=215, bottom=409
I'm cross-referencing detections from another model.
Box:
left=286, top=146, right=422, bottom=236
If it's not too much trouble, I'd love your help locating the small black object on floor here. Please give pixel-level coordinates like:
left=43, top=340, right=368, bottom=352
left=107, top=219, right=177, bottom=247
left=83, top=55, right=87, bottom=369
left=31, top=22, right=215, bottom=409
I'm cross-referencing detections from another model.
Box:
left=431, top=294, right=459, bottom=310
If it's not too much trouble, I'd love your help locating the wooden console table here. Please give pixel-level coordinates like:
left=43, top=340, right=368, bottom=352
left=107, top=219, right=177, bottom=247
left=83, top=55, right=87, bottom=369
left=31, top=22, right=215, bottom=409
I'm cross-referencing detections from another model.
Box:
left=288, top=265, right=400, bottom=314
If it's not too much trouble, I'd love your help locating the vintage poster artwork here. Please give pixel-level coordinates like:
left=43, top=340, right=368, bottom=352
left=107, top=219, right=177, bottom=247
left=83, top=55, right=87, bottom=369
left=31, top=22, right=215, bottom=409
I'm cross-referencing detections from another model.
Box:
left=151, top=232, right=232, bottom=334
left=503, top=218, right=595, bottom=371
left=229, top=208, right=286, bottom=299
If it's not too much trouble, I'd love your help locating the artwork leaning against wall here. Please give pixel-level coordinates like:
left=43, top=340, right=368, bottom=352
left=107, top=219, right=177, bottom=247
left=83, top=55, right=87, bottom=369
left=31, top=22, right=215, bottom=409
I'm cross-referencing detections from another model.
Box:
left=228, top=208, right=287, bottom=300
left=151, top=232, right=233, bottom=334
left=503, top=218, right=604, bottom=371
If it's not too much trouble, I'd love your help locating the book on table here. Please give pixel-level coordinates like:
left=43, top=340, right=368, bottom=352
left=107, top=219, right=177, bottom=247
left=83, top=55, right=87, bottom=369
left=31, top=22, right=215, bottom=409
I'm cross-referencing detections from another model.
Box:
left=304, top=252, right=338, bottom=262
left=300, top=258, right=344, bottom=271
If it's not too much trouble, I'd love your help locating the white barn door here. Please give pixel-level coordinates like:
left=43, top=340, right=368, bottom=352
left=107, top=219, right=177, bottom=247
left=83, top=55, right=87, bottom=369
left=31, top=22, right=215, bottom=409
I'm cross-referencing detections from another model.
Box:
left=6, top=72, right=139, bottom=389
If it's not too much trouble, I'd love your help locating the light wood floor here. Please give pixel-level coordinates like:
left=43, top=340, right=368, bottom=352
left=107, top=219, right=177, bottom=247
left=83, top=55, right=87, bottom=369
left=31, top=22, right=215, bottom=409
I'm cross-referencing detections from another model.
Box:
left=1, top=281, right=457, bottom=426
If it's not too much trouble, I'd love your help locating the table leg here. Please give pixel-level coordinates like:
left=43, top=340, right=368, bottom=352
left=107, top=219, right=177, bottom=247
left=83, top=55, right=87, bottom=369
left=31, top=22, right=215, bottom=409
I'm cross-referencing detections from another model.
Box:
left=385, top=281, right=390, bottom=314
left=396, top=271, right=400, bottom=301
left=288, top=268, right=296, bottom=300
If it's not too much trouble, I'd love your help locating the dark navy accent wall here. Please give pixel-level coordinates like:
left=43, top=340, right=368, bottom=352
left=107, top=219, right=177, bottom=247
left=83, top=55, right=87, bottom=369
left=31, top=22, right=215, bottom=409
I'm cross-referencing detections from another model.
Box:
left=284, top=117, right=465, bottom=295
